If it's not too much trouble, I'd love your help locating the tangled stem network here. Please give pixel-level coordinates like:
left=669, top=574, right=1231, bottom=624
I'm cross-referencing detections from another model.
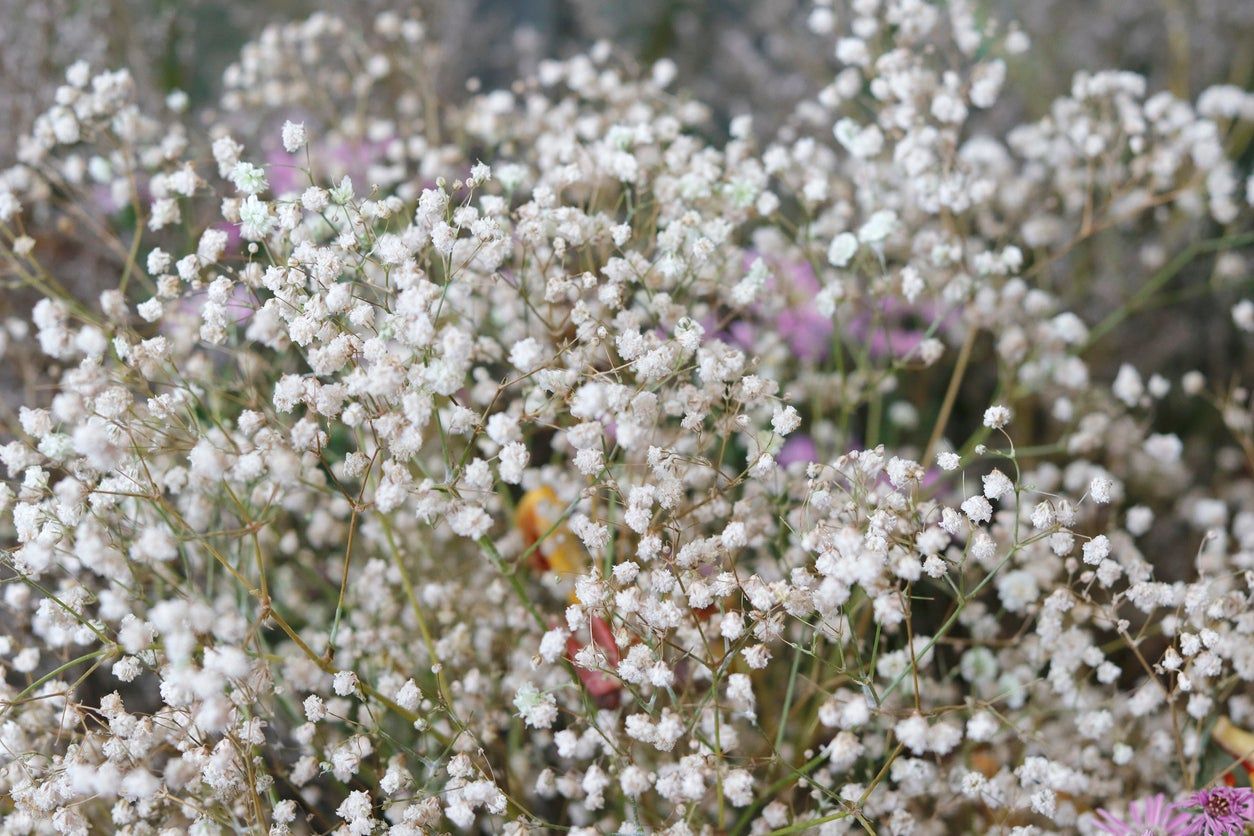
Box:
left=1, top=3, right=1254, bottom=834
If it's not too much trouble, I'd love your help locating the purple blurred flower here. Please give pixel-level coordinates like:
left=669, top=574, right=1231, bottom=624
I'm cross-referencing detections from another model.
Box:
left=919, top=466, right=944, bottom=491
left=321, top=136, right=391, bottom=186
left=727, top=319, right=757, bottom=352
left=772, top=258, right=832, bottom=361
left=715, top=253, right=833, bottom=362
left=777, top=434, right=817, bottom=468
left=1094, top=794, right=1190, bottom=835
left=266, top=147, right=304, bottom=196
left=849, top=297, right=937, bottom=361
left=263, top=126, right=392, bottom=197
left=214, top=221, right=244, bottom=256
left=720, top=250, right=953, bottom=365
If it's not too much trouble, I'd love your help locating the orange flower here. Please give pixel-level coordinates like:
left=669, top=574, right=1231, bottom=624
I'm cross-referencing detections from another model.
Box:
left=1212, top=716, right=1254, bottom=783
left=516, top=487, right=623, bottom=703
left=515, top=485, right=585, bottom=581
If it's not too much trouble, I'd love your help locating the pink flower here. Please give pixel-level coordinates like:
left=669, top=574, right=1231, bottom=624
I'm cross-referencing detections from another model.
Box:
left=848, top=297, right=940, bottom=361
left=1183, top=786, right=1254, bottom=835
left=1094, top=794, right=1190, bottom=835
left=772, top=259, right=833, bottom=361
left=777, top=434, right=818, bottom=468
left=321, top=136, right=391, bottom=186
left=266, top=147, right=304, bottom=195
left=716, top=252, right=833, bottom=362
left=264, top=127, right=393, bottom=196
left=214, top=220, right=243, bottom=255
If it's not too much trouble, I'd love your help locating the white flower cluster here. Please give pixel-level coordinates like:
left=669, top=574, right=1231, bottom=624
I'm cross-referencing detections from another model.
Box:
left=0, top=3, right=1253, bottom=834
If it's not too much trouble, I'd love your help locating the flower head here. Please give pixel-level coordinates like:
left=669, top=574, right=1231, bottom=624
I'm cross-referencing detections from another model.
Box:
left=1093, top=794, right=1190, bottom=835
left=1183, top=786, right=1254, bottom=835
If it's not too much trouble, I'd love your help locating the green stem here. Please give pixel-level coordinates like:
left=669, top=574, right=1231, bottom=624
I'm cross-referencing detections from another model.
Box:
left=1084, top=231, right=1254, bottom=350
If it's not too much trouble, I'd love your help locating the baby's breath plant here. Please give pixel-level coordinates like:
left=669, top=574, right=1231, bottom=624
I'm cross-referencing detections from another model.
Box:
left=1, top=3, right=1253, bottom=835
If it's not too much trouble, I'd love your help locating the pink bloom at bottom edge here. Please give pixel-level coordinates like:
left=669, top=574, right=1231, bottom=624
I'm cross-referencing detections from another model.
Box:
left=1184, top=786, right=1254, bottom=835
left=1094, top=794, right=1192, bottom=835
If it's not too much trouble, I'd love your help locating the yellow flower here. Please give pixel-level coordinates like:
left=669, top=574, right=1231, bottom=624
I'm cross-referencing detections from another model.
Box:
left=516, top=485, right=585, bottom=584
left=1212, top=716, right=1254, bottom=771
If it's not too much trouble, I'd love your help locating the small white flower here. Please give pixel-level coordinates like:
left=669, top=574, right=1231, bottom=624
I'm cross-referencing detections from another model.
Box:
left=394, top=679, right=422, bottom=711
left=136, top=298, right=164, bottom=323
left=857, top=209, right=897, bottom=244
left=513, top=683, right=557, bottom=729
left=499, top=442, right=529, bottom=485
left=302, top=186, right=329, bottom=212
left=997, top=569, right=1039, bottom=612
left=961, top=495, right=993, bottom=524
left=1030, top=501, right=1055, bottom=530
left=1112, top=364, right=1144, bottom=407
left=332, top=670, right=358, bottom=696
left=281, top=120, right=307, bottom=153
left=0, top=190, right=21, bottom=222
left=827, top=232, right=859, bottom=267
left=1089, top=477, right=1114, bottom=504
left=1082, top=535, right=1111, bottom=565
left=771, top=405, right=801, bottom=436
left=1233, top=300, right=1254, bottom=332
left=509, top=337, right=544, bottom=372
left=982, top=404, right=1013, bottom=429
left=238, top=194, right=274, bottom=239
left=304, top=694, right=327, bottom=722
left=982, top=468, right=1014, bottom=501
left=230, top=161, right=269, bottom=195
left=732, top=258, right=770, bottom=306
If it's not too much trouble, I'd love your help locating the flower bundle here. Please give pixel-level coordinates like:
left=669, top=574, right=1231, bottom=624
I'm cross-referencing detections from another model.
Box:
left=1, top=3, right=1253, bottom=834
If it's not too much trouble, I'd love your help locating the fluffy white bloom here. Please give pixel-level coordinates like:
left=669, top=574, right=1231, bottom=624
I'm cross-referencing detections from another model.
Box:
left=982, top=468, right=1014, bottom=501
left=513, top=683, right=558, bottom=729
left=827, top=232, right=858, bottom=267
left=333, top=671, right=359, bottom=696
left=0, top=190, right=22, bottom=221
left=1090, top=477, right=1115, bottom=504
left=962, top=495, right=993, bottom=524
left=509, top=337, right=545, bottom=372
left=448, top=505, right=492, bottom=539
left=771, top=404, right=801, bottom=436
left=1233, top=300, right=1254, bottom=332
left=982, top=404, right=1013, bottom=429
left=230, top=161, right=268, bottom=194
left=238, top=194, right=274, bottom=239
left=1112, top=364, right=1144, bottom=407
left=997, top=570, right=1039, bottom=612
left=498, top=441, right=529, bottom=484
left=281, top=120, right=307, bottom=153
left=857, top=209, right=897, bottom=243
left=1082, top=535, right=1111, bottom=565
